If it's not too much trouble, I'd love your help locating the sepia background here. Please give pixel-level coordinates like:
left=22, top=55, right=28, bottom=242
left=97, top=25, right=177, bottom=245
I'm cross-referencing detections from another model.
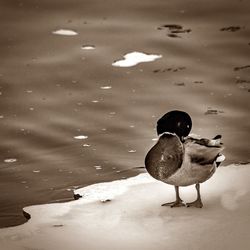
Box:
left=0, top=0, right=249, bottom=228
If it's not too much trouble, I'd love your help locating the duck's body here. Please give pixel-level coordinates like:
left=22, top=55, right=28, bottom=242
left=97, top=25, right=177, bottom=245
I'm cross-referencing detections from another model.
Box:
left=145, top=110, right=225, bottom=208
left=145, top=133, right=224, bottom=187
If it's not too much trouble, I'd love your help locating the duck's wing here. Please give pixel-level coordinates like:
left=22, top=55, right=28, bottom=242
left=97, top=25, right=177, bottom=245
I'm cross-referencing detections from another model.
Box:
left=145, top=133, right=184, bottom=180
left=185, top=135, right=224, bottom=165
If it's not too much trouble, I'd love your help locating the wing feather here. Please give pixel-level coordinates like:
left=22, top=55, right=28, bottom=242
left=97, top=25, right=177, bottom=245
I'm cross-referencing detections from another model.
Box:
left=185, top=136, right=224, bottom=165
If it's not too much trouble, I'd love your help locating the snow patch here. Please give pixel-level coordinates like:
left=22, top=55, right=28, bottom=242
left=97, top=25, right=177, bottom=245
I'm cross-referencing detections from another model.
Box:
left=0, top=164, right=250, bottom=250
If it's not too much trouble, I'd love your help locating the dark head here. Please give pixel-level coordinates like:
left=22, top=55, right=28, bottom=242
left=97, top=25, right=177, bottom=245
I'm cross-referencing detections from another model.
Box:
left=157, top=110, right=192, bottom=139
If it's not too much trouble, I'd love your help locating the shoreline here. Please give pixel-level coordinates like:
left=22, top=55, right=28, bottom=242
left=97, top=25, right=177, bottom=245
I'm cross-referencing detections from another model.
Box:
left=1, top=163, right=249, bottom=250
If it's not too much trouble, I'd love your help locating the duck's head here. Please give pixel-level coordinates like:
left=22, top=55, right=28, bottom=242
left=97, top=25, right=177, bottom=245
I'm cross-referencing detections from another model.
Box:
left=157, top=110, right=192, bottom=141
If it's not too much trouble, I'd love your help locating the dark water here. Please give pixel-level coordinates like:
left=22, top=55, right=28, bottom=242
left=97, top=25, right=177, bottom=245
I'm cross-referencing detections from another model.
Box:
left=0, top=0, right=249, bottom=227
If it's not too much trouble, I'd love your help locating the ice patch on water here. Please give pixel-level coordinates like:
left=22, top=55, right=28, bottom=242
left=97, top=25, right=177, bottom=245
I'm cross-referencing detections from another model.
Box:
left=100, top=86, right=112, bottom=89
left=52, top=29, right=78, bottom=36
left=74, top=135, right=88, bottom=140
left=81, top=45, right=95, bottom=50
left=112, top=51, right=162, bottom=67
left=128, top=149, right=136, bottom=153
left=94, top=166, right=102, bottom=170
left=4, top=158, right=17, bottom=163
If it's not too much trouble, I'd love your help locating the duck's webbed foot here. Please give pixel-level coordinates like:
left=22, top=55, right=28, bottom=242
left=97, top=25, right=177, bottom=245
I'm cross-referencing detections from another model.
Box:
left=162, top=199, right=185, bottom=208
left=186, top=199, right=203, bottom=208
left=162, top=186, right=185, bottom=207
left=187, top=183, right=203, bottom=208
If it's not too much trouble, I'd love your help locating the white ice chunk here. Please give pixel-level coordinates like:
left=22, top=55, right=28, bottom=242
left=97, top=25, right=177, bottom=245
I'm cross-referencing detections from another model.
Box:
left=4, top=158, right=17, bottom=163
left=81, top=45, right=95, bottom=50
left=52, top=29, right=78, bottom=36
left=94, top=166, right=102, bottom=170
left=100, top=86, right=112, bottom=89
left=128, top=150, right=136, bottom=153
left=74, top=135, right=88, bottom=140
left=112, top=51, right=162, bottom=67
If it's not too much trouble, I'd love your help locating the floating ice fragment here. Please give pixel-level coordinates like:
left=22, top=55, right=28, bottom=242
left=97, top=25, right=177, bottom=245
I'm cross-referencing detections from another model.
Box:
left=94, top=166, right=102, bottom=170
left=52, top=29, right=78, bottom=36
left=128, top=150, right=136, bottom=153
left=82, top=144, right=90, bottom=147
left=112, top=52, right=162, bottom=67
left=152, top=138, right=158, bottom=141
left=74, top=135, right=88, bottom=140
left=92, top=100, right=99, bottom=103
left=100, top=86, right=112, bottom=90
left=4, top=158, right=17, bottom=163
left=0, top=115, right=4, bottom=119
left=81, top=45, right=95, bottom=50
left=33, top=170, right=40, bottom=173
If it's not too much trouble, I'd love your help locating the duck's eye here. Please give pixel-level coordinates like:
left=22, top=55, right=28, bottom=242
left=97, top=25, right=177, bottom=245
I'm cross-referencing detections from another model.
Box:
left=177, top=122, right=181, bottom=127
left=187, top=125, right=190, bottom=128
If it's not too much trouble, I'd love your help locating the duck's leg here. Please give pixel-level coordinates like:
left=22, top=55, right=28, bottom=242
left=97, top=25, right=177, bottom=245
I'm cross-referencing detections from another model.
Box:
left=186, top=183, right=203, bottom=208
left=162, top=186, right=185, bottom=207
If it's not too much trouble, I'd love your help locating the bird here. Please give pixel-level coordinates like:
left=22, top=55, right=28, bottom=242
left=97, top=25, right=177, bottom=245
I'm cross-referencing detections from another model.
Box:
left=145, top=110, right=225, bottom=208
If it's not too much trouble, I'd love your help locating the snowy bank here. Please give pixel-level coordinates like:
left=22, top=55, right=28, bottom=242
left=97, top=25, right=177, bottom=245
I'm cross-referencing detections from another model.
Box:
left=0, top=164, right=250, bottom=250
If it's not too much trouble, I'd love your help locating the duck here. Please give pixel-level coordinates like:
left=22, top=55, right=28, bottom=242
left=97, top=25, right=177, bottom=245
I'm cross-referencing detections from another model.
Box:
left=145, top=110, right=225, bottom=208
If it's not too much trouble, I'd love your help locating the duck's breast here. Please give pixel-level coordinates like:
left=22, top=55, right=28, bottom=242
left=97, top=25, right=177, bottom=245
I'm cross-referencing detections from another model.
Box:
left=145, top=133, right=184, bottom=181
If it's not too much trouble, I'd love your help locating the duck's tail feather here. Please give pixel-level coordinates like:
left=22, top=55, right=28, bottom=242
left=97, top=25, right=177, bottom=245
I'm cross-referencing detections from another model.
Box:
left=215, top=153, right=226, bottom=167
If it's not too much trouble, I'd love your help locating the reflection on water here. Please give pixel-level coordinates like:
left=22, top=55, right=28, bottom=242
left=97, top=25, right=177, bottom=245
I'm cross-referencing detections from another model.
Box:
left=0, top=0, right=249, bottom=227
